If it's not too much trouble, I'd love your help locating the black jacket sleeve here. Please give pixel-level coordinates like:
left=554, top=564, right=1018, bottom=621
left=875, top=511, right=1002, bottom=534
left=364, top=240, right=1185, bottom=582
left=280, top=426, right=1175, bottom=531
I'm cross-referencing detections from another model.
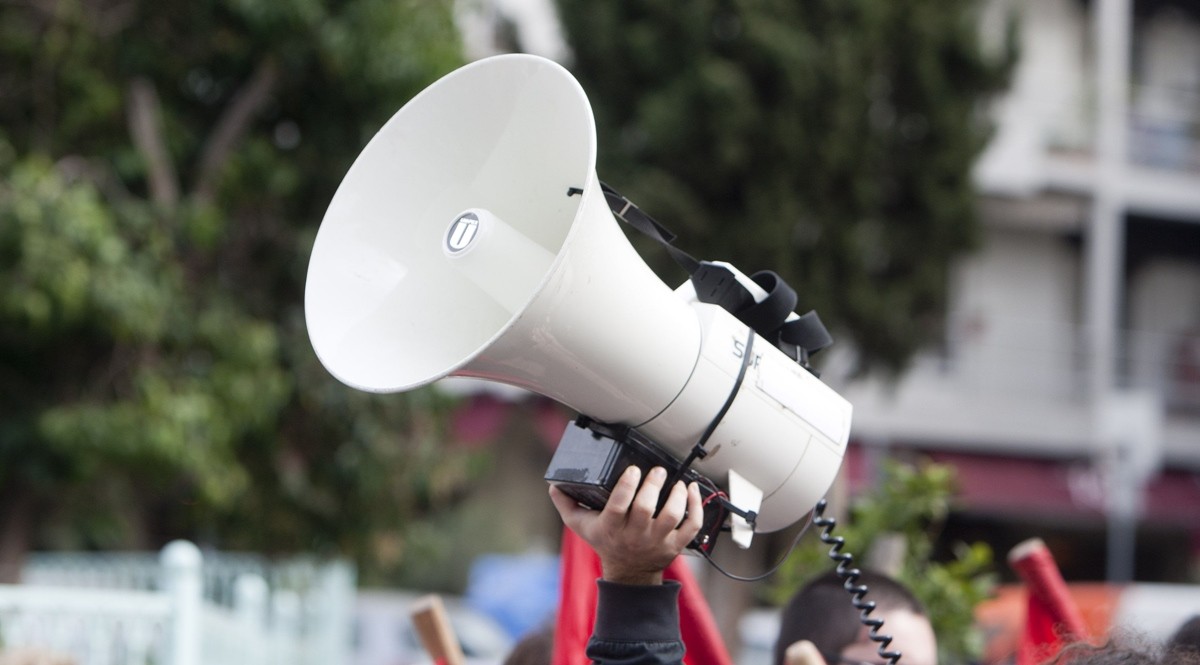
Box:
left=585, top=580, right=685, bottom=665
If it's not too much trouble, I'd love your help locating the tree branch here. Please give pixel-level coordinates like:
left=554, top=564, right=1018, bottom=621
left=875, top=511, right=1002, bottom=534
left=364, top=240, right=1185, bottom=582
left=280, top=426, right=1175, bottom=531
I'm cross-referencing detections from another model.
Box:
left=191, top=58, right=280, bottom=204
left=126, top=77, right=180, bottom=206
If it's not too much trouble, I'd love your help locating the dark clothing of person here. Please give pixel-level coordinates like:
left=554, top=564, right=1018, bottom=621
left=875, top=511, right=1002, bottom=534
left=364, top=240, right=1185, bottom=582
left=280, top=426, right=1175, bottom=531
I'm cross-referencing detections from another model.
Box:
left=586, top=580, right=685, bottom=665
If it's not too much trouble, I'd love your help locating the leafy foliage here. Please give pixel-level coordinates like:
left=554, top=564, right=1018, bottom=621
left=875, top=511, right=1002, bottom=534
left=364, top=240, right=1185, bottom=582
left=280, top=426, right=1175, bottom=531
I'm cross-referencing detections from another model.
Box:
left=554, top=0, right=1015, bottom=375
left=0, top=0, right=479, bottom=582
left=769, top=461, right=996, bottom=665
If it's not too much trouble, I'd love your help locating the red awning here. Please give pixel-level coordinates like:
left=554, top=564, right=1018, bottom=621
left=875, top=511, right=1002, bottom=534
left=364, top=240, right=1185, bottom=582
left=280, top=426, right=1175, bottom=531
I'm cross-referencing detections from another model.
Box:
left=846, top=445, right=1200, bottom=527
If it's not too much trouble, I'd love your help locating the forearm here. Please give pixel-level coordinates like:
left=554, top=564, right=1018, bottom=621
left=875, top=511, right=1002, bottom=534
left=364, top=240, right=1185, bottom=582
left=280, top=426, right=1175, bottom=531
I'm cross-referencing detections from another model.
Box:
left=586, top=580, right=685, bottom=665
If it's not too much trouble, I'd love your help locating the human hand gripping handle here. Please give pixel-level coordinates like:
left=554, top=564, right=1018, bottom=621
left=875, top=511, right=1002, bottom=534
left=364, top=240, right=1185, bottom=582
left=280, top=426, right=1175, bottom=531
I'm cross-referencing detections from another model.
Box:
left=550, top=465, right=703, bottom=585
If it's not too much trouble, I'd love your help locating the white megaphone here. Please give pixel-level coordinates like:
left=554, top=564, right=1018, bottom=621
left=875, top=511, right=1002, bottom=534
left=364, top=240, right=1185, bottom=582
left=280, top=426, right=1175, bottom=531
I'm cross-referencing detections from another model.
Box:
left=305, top=53, right=851, bottom=550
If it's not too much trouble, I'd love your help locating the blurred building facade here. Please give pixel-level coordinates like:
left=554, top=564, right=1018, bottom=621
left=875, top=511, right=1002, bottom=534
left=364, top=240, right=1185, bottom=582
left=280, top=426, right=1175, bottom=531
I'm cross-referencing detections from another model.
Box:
left=840, top=0, right=1200, bottom=582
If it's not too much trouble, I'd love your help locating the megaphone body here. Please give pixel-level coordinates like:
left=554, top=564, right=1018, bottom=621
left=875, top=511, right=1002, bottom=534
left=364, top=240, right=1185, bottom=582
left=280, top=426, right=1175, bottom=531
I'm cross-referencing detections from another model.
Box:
left=305, top=53, right=851, bottom=544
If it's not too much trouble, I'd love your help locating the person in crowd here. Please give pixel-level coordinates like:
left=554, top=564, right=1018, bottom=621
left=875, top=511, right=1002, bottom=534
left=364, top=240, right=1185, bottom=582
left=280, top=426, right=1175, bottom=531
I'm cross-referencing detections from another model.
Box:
left=772, top=568, right=937, bottom=665
left=1041, top=637, right=1200, bottom=664
left=1168, top=615, right=1200, bottom=657
left=502, top=623, right=555, bottom=665
left=550, top=463, right=945, bottom=665
left=547, top=462, right=1200, bottom=665
left=1038, top=612, right=1200, bottom=664
left=548, top=464, right=702, bottom=665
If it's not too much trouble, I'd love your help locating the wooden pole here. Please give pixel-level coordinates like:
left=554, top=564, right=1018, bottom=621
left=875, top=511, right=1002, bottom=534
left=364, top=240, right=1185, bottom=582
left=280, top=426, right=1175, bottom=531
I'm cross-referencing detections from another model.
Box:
left=409, top=595, right=466, bottom=665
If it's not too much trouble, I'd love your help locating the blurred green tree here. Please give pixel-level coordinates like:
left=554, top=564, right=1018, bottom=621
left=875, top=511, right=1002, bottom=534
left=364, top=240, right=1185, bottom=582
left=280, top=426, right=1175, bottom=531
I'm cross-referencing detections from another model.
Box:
left=0, top=0, right=476, bottom=583
left=554, top=0, right=1015, bottom=375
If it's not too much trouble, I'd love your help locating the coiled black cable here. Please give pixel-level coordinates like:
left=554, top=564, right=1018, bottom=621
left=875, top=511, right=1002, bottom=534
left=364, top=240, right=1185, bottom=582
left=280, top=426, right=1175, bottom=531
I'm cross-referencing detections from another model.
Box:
left=813, top=499, right=903, bottom=665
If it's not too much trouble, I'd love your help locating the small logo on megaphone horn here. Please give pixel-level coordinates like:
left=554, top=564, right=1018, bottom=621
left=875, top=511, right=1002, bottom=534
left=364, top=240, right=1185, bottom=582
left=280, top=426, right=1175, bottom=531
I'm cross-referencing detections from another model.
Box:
left=446, top=211, right=481, bottom=253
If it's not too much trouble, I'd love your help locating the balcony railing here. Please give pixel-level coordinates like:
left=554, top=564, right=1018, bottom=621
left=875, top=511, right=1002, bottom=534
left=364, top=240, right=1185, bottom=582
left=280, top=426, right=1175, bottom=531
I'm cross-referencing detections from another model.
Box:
left=1128, top=83, right=1200, bottom=172
left=910, top=315, right=1200, bottom=414
left=1000, top=84, right=1200, bottom=174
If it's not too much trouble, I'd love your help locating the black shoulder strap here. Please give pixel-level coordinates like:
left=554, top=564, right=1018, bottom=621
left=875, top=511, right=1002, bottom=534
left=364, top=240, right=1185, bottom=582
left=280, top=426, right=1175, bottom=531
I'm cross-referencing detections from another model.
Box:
left=599, top=182, right=700, bottom=275
left=586, top=181, right=834, bottom=367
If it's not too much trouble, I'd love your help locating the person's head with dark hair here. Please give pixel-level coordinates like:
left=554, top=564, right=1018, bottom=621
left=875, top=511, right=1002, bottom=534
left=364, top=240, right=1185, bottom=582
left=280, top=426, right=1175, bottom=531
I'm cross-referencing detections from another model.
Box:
left=1040, top=636, right=1200, bottom=665
left=1169, top=615, right=1200, bottom=656
left=1041, top=641, right=1156, bottom=665
left=772, top=569, right=936, bottom=665
left=502, top=623, right=554, bottom=665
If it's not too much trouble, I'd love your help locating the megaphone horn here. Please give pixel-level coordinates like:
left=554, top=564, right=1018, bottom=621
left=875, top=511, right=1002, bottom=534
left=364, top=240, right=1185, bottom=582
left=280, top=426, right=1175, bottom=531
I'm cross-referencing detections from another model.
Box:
left=304, top=53, right=851, bottom=549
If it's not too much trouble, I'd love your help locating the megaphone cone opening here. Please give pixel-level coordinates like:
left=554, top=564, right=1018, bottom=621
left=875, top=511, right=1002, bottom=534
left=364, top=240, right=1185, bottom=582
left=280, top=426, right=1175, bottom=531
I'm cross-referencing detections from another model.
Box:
left=305, top=54, right=600, bottom=393
left=442, top=208, right=556, bottom=314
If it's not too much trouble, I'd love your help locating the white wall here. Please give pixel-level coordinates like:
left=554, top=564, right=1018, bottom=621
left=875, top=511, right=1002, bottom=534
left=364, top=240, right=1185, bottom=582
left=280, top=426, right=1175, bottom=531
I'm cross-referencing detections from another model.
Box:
left=975, top=0, right=1090, bottom=195
left=950, top=223, right=1082, bottom=398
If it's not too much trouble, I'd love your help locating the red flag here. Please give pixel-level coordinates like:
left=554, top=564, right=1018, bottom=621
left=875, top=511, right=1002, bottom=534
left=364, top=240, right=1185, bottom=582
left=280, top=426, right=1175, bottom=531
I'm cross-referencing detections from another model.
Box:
left=1008, top=538, right=1089, bottom=665
left=551, top=529, right=733, bottom=665
left=552, top=529, right=603, bottom=665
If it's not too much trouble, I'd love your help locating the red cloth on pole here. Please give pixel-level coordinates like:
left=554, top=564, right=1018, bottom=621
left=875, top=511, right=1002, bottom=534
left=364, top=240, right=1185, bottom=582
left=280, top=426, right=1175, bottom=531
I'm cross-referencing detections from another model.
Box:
left=551, top=529, right=733, bottom=665
left=552, top=529, right=602, bottom=665
left=1008, top=538, right=1089, bottom=665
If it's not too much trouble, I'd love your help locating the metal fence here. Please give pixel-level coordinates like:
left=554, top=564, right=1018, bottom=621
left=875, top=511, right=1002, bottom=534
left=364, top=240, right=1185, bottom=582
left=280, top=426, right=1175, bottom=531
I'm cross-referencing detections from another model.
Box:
left=0, top=541, right=355, bottom=665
